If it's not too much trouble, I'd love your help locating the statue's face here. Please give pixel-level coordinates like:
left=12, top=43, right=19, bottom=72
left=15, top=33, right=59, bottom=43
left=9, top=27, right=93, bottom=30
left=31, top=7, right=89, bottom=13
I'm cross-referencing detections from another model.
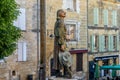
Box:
left=59, top=11, right=66, bottom=18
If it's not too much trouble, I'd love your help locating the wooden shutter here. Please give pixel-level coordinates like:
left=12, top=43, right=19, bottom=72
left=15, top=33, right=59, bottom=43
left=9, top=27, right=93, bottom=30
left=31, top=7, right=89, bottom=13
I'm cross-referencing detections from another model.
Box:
left=93, top=8, right=99, bottom=25
left=62, top=0, right=67, bottom=9
left=69, top=0, right=73, bottom=10
left=18, top=42, right=27, bottom=61
left=99, top=35, right=102, bottom=52
left=14, top=8, right=26, bottom=30
left=108, top=35, right=111, bottom=51
left=112, top=11, right=115, bottom=26
left=111, top=35, right=114, bottom=51
left=91, top=35, right=95, bottom=52
left=108, top=35, right=114, bottom=51
left=117, top=35, right=119, bottom=51
left=101, top=35, right=105, bottom=52
left=63, top=0, right=74, bottom=10
left=112, top=11, right=117, bottom=27
left=103, top=9, right=108, bottom=26
left=77, top=22, right=80, bottom=41
left=76, top=0, right=80, bottom=13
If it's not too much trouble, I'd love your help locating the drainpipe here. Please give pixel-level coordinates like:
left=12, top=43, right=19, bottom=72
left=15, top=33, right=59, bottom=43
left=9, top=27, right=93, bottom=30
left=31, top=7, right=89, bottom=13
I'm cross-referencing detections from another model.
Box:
left=40, top=0, right=46, bottom=80
left=36, top=0, right=40, bottom=79
left=86, top=0, right=89, bottom=80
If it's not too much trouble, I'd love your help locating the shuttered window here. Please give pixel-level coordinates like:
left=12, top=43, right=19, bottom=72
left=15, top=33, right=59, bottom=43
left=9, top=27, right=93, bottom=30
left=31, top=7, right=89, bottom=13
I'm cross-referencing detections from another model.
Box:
left=93, top=8, right=99, bottom=26
left=90, top=35, right=95, bottom=52
left=103, top=9, right=108, bottom=26
left=14, top=8, right=26, bottom=30
left=90, top=35, right=99, bottom=52
left=17, top=42, right=27, bottom=61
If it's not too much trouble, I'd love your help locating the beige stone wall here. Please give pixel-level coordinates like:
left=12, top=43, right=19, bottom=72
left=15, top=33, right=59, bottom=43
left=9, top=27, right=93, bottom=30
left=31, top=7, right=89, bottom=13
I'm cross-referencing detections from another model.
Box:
left=0, top=0, right=88, bottom=79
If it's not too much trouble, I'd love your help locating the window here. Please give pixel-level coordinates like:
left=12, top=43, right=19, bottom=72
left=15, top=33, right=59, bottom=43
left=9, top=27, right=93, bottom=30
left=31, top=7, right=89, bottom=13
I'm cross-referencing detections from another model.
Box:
left=93, top=8, right=99, bottom=26
left=103, top=9, right=108, bottom=27
left=95, top=35, right=99, bottom=49
left=104, top=35, right=108, bottom=50
left=65, top=20, right=80, bottom=41
left=14, top=8, right=26, bottom=30
left=17, top=42, right=27, bottom=61
left=66, top=24, right=76, bottom=41
left=90, top=35, right=99, bottom=52
left=62, top=0, right=80, bottom=13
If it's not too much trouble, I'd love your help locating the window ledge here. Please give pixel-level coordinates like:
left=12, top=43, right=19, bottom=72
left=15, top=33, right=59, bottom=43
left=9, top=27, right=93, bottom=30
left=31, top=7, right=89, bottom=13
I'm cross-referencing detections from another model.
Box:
left=88, top=26, right=119, bottom=30
left=89, top=50, right=119, bottom=54
left=69, top=49, right=88, bottom=54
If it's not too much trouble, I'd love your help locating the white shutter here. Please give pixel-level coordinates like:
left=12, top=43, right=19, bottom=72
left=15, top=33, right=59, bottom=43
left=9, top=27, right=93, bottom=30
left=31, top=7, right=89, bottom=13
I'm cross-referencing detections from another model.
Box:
left=14, top=8, right=26, bottom=30
left=18, top=42, right=23, bottom=61
left=69, top=0, right=73, bottom=10
left=76, top=0, right=80, bottom=13
left=22, top=42, right=27, bottom=61
left=62, top=0, right=67, bottom=9
left=114, top=11, right=117, bottom=26
left=62, top=0, right=74, bottom=10
left=18, top=42, right=27, bottom=61
left=77, top=22, right=80, bottom=41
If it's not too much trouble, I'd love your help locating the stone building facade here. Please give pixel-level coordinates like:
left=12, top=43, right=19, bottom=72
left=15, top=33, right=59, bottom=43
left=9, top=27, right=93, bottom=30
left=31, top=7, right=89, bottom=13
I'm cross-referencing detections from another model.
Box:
left=0, top=0, right=39, bottom=80
left=0, top=0, right=88, bottom=80
left=88, top=0, right=120, bottom=79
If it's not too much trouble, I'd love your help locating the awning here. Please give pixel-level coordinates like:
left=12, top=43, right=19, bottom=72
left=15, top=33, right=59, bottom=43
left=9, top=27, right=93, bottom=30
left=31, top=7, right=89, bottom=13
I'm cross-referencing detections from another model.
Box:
left=69, top=49, right=88, bottom=54
left=94, top=55, right=118, bottom=61
left=100, top=65, right=120, bottom=70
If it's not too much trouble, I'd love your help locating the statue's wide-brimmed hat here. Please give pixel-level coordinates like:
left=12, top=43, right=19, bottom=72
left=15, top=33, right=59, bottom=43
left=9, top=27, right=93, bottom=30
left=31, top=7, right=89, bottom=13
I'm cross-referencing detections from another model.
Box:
left=59, top=51, right=72, bottom=67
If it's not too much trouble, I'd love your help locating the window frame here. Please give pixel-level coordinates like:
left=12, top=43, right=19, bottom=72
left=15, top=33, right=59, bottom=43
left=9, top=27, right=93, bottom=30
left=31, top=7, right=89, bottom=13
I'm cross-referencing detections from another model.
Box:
left=113, top=35, right=117, bottom=50
left=65, top=20, right=80, bottom=42
left=104, top=35, right=108, bottom=51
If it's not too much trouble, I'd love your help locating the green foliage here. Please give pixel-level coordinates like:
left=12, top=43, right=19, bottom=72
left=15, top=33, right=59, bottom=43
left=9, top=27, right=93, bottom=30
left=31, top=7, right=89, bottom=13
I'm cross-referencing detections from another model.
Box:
left=0, top=0, right=21, bottom=59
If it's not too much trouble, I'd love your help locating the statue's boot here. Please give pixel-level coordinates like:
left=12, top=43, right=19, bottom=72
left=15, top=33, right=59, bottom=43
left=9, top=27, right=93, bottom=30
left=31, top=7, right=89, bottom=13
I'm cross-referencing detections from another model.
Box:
left=55, top=70, right=63, bottom=77
left=64, top=66, right=72, bottom=79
